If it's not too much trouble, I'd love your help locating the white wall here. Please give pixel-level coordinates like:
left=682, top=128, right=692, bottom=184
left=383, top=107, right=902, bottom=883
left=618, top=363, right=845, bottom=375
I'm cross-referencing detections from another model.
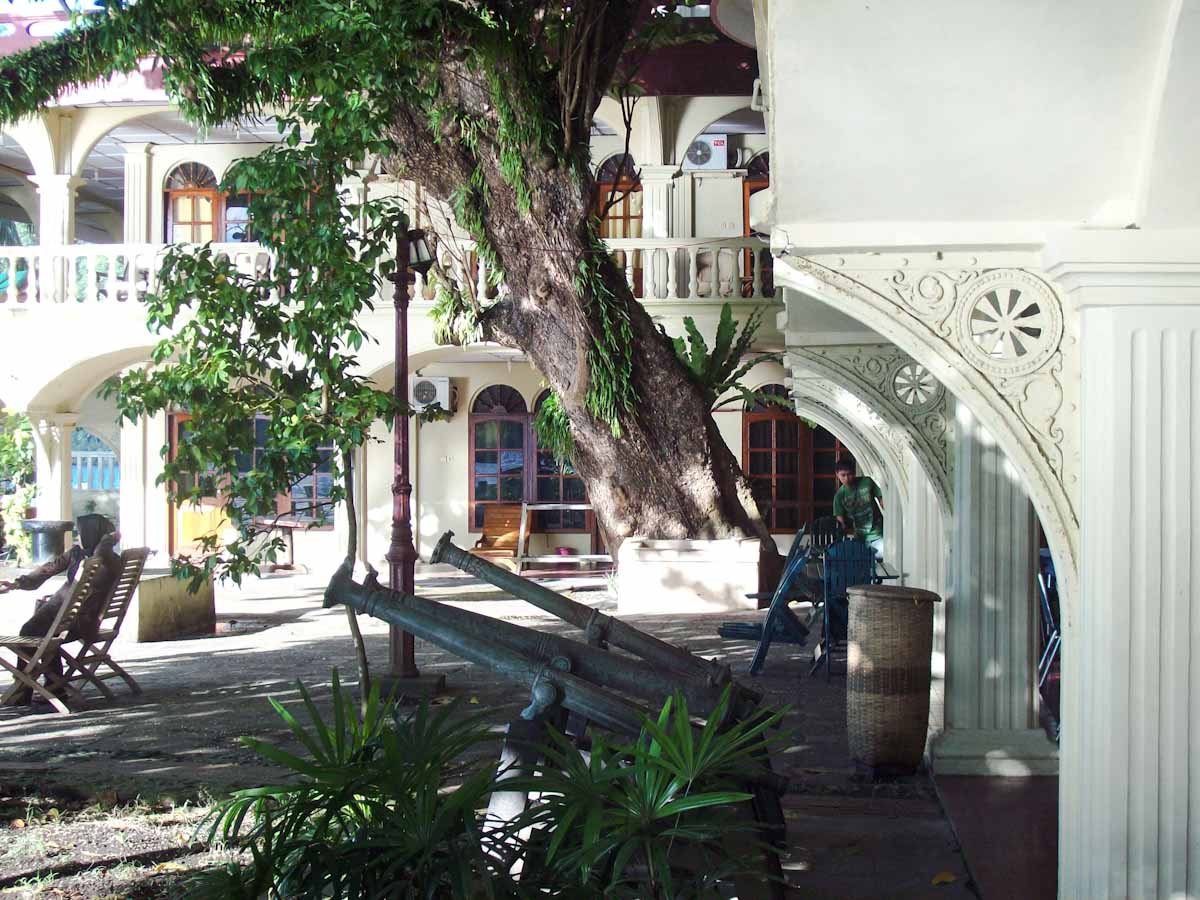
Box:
left=767, top=0, right=1179, bottom=226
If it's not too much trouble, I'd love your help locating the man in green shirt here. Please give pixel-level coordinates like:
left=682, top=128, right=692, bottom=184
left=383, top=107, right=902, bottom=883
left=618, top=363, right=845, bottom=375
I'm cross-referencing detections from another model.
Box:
left=832, top=458, right=884, bottom=559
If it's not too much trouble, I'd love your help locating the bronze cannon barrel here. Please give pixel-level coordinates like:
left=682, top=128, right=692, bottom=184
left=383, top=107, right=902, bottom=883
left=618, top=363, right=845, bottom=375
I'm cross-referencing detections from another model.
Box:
left=330, top=565, right=731, bottom=718
left=430, top=531, right=735, bottom=688
left=324, top=561, right=650, bottom=736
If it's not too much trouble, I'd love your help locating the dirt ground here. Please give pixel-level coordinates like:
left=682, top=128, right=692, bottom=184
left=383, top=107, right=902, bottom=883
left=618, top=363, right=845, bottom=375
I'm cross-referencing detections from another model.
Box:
left=0, top=565, right=975, bottom=899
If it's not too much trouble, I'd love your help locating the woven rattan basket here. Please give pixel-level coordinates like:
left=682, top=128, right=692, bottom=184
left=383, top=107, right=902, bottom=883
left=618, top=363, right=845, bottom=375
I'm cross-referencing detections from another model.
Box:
left=846, top=584, right=942, bottom=776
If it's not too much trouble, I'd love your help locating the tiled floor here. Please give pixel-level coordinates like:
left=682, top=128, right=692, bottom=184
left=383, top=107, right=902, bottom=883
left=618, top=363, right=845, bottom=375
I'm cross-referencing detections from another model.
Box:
left=0, top=565, right=993, bottom=896
left=935, top=774, right=1058, bottom=900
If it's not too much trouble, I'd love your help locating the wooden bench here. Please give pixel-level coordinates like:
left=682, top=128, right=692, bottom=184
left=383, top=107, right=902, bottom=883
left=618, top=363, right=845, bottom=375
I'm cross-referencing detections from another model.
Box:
left=471, top=504, right=529, bottom=572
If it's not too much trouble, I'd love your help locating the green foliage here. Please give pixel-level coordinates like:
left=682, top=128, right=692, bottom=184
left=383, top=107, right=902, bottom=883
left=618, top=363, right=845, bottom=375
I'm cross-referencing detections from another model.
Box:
left=668, top=304, right=783, bottom=410
left=532, top=389, right=575, bottom=465
left=0, top=409, right=33, bottom=491
left=508, top=686, right=785, bottom=897
left=191, top=675, right=784, bottom=898
left=0, top=0, right=717, bottom=450
left=1, top=485, right=35, bottom=564
left=101, top=95, right=414, bottom=587
left=191, top=671, right=511, bottom=898
left=576, top=229, right=637, bottom=437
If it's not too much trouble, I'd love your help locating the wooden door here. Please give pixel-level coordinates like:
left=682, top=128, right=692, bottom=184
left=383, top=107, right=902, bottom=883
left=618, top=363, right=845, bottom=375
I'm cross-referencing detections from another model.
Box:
left=167, top=414, right=226, bottom=558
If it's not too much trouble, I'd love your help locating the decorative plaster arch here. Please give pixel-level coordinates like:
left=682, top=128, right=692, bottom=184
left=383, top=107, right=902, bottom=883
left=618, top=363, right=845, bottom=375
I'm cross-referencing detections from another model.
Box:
left=773, top=253, right=1079, bottom=604
left=671, top=97, right=753, bottom=166
left=1, top=118, right=54, bottom=177
left=782, top=337, right=953, bottom=515
left=68, top=105, right=173, bottom=179
left=787, top=390, right=905, bottom=511
left=21, top=344, right=156, bottom=413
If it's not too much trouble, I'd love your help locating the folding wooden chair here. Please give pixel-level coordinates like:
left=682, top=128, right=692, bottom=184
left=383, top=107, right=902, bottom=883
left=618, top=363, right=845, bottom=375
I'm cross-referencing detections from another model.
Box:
left=718, top=526, right=822, bottom=674
left=58, top=547, right=149, bottom=704
left=810, top=538, right=876, bottom=680
left=0, top=556, right=104, bottom=714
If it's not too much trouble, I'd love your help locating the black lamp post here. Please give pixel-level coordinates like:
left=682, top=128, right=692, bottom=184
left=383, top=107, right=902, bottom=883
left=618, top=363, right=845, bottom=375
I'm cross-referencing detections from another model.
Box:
left=384, top=226, right=434, bottom=680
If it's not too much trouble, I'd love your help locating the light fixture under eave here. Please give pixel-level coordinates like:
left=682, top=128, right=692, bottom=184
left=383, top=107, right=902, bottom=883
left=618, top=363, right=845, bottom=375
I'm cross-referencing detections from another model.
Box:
left=407, top=228, right=434, bottom=277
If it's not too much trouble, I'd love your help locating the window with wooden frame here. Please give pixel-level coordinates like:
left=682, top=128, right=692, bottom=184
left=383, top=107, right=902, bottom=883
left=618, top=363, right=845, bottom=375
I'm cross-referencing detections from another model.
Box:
left=741, top=152, right=773, bottom=297
left=595, top=153, right=643, bottom=296
left=469, top=385, right=528, bottom=530
left=532, top=390, right=589, bottom=533
left=810, top=425, right=854, bottom=524
left=234, top=415, right=336, bottom=527
left=164, top=162, right=219, bottom=243
left=222, top=192, right=257, bottom=242
left=743, top=384, right=806, bottom=533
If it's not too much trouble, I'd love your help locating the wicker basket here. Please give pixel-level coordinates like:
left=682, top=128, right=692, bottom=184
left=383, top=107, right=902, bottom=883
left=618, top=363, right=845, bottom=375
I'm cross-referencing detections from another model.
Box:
left=846, top=584, right=942, bottom=776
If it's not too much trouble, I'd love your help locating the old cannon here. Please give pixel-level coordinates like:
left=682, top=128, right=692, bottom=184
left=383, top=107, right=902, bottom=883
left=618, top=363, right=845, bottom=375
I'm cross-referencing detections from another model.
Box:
left=322, top=535, right=787, bottom=897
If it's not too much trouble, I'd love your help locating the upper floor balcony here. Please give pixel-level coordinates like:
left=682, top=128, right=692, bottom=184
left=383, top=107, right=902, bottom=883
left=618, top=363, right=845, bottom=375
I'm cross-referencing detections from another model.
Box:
left=0, top=235, right=776, bottom=310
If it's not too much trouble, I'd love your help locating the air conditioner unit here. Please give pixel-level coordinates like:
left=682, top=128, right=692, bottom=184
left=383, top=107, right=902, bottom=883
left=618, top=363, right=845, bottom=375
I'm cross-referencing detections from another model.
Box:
left=682, top=134, right=728, bottom=171
left=409, top=376, right=458, bottom=414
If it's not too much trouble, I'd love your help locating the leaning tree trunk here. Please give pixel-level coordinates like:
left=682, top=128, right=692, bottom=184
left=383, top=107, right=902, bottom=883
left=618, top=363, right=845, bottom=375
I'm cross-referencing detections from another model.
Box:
left=387, top=47, right=775, bottom=559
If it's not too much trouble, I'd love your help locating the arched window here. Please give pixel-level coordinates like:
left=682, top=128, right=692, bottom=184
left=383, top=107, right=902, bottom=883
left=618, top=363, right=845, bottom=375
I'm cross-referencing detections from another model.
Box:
left=742, top=385, right=857, bottom=531
left=165, top=162, right=219, bottom=243
left=469, top=385, right=528, bottom=529
left=533, top=390, right=588, bottom=532
left=743, top=384, right=803, bottom=533
left=809, top=424, right=854, bottom=524
left=595, top=153, right=642, bottom=295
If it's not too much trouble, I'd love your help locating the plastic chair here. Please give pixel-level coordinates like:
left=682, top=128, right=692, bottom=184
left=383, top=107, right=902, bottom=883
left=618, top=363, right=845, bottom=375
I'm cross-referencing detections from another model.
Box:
left=811, top=538, right=876, bottom=680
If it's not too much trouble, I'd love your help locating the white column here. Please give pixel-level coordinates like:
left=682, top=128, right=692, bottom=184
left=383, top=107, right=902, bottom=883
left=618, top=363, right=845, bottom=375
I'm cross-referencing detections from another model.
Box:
left=640, top=165, right=675, bottom=299
left=639, top=165, right=675, bottom=238
left=1044, top=235, right=1200, bottom=898
left=31, top=174, right=84, bottom=246
left=1057, top=302, right=1200, bottom=898
left=929, top=403, right=1057, bottom=775
left=119, top=411, right=170, bottom=558
left=900, top=447, right=949, bottom=686
left=29, top=412, right=77, bottom=522
left=121, top=143, right=153, bottom=244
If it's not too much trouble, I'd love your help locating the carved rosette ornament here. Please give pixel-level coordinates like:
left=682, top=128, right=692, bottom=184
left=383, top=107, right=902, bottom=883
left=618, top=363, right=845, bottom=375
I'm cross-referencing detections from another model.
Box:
left=784, top=343, right=953, bottom=512
left=775, top=256, right=1080, bottom=554
left=956, top=269, right=1063, bottom=378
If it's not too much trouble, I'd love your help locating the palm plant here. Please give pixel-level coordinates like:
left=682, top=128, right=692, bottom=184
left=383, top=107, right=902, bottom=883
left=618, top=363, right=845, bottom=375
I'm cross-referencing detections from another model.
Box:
left=190, top=671, right=514, bottom=899
left=509, top=687, right=787, bottom=898
left=668, top=303, right=784, bottom=410
left=190, top=676, right=786, bottom=899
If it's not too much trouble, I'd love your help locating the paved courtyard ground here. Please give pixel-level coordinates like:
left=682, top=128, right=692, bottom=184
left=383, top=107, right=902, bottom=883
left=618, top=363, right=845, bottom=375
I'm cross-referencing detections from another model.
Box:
left=0, top=564, right=977, bottom=898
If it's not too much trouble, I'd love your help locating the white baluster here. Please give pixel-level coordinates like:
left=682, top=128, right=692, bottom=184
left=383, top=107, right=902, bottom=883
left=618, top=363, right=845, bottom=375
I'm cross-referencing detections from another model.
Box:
left=687, top=245, right=699, bottom=299
left=476, top=254, right=487, bottom=300
left=1, top=254, right=12, bottom=305
left=66, top=251, right=79, bottom=303
left=666, top=245, right=677, bottom=299
left=87, top=252, right=101, bottom=303
left=26, top=252, right=38, bottom=303
left=623, top=250, right=636, bottom=296
left=752, top=245, right=763, bottom=298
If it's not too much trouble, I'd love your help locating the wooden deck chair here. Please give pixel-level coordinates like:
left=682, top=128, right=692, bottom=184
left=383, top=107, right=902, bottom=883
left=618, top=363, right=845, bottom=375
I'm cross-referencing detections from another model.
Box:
left=0, top=556, right=104, bottom=714
left=58, top=547, right=149, bottom=704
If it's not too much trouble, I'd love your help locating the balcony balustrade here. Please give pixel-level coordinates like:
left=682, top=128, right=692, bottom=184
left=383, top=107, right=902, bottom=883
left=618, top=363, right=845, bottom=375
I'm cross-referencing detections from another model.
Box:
left=0, top=236, right=775, bottom=308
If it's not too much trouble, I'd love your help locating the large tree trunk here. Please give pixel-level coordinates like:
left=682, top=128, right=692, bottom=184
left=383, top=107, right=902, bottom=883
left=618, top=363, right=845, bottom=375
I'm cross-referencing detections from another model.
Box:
left=387, top=50, right=775, bottom=559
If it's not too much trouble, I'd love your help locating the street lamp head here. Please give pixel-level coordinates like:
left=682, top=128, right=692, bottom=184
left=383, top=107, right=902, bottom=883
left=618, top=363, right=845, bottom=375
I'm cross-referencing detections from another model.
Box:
left=406, top=228, right=434, bottom=277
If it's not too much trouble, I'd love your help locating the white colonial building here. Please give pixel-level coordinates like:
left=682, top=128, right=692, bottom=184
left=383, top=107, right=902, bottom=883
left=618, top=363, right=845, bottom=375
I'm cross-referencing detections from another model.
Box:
left=1, top=0, right=1198, bottom=895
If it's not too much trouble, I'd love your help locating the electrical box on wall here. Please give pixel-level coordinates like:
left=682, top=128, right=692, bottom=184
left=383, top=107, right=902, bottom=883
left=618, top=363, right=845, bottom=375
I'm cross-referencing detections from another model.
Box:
left=410, top=376, right=458, bottom=414
left=682, top=134, right=728, bottom=171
